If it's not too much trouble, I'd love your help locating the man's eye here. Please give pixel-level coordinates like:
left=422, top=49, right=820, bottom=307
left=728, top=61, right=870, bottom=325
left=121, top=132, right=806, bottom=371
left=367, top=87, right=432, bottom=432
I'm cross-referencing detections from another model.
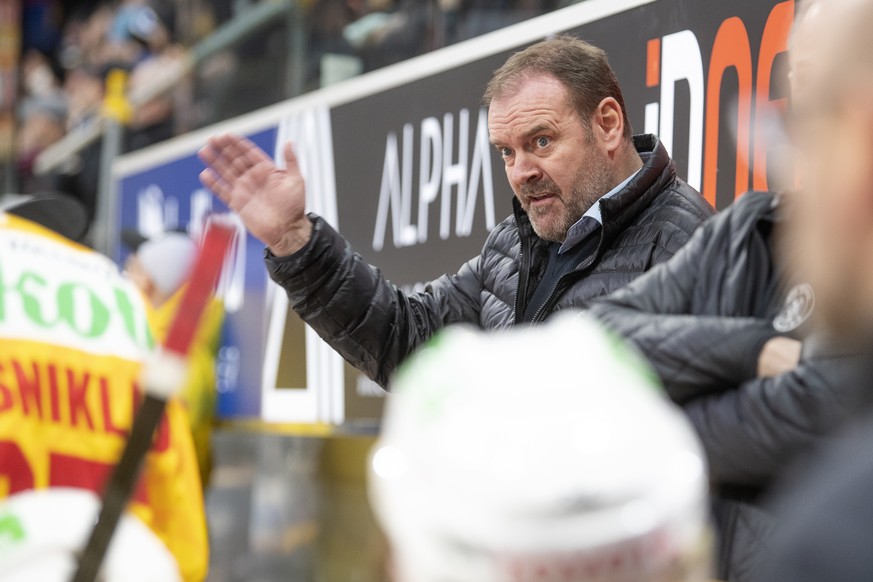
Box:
left=536, top=136, right=550, bottom=148
left=499, top=147, right=512, bottom=158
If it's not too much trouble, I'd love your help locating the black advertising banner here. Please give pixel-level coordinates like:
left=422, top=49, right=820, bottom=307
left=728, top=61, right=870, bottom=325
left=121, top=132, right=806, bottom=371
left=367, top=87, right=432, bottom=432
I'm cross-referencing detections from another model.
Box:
left=115, top=0, right=794, bottom=429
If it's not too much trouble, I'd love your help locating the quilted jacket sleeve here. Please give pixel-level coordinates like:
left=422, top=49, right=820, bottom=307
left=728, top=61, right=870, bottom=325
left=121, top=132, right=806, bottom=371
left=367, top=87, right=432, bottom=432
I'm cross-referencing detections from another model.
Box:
left=684, top=351, right=862, bottom=486
left=265, top=215, right=483, bottom=388
left=589, top=216, right=779, bottom=403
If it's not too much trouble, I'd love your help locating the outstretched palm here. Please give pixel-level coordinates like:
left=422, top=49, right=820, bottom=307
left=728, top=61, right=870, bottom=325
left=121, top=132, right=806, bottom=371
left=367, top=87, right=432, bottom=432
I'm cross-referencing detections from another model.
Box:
left=199, top=134, right=308, bottom=253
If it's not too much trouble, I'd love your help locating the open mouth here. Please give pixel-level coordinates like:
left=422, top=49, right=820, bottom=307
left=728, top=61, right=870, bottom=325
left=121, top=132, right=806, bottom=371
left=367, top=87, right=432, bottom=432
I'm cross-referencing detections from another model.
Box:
left=527, top=192, right=556, bottom=206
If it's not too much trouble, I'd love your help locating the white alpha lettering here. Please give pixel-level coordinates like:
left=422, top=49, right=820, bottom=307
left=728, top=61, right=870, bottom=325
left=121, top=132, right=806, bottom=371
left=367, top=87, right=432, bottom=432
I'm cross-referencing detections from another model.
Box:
left=373, top=108, right=497, bottom=251
left=373, top=132, right=402, bottom=252
left=401, top=123, right=416, bottom=245
left=441, top=109, right=469, bottom=240
left=457, top=108, right=495, bottom=236
left=417, top=116, right=442, bottom=244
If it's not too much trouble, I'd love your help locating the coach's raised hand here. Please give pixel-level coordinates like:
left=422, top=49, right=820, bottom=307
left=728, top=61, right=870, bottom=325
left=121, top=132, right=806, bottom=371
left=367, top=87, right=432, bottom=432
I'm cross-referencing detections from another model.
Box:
left=199, top=133, right=313, bottom=256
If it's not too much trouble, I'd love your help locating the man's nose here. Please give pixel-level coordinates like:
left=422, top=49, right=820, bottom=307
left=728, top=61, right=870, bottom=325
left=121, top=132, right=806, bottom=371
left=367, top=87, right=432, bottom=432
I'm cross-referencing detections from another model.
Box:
left=509, top=152, right=542, bottom=185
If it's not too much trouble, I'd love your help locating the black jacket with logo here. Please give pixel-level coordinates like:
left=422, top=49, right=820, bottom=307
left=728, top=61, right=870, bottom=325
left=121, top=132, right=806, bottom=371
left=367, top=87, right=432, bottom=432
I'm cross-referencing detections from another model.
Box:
left=265, top=134, right=713, bottom=387
left=589, top=190, right=861, bottom=581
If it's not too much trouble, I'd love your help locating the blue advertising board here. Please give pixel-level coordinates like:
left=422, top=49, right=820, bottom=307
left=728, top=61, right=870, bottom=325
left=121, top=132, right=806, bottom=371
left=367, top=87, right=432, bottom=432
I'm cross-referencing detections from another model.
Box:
left=116, top=127, right=277, bottom=418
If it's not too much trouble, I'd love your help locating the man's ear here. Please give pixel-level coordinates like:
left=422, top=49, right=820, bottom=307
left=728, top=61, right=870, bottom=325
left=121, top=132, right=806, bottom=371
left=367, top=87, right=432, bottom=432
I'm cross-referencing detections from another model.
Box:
left=591, top=97, right=625, bottom=152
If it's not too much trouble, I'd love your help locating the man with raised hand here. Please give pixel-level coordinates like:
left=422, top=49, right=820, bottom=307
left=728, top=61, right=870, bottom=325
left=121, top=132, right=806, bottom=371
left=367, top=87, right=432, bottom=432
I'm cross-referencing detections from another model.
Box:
left=199, top=35, right=712, bottom=388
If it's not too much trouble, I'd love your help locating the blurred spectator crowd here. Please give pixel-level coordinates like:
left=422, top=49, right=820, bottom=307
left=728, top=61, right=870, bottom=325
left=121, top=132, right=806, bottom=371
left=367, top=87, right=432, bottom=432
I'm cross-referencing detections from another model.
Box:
left=17, top=0, right=197, bottom=225
left=14, top=0, right=578, bottom=234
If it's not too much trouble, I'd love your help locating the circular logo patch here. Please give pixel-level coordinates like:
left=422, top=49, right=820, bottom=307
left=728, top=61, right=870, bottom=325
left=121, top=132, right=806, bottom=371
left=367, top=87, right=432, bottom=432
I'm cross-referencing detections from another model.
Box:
left=773, top=283, right=815, bottom=333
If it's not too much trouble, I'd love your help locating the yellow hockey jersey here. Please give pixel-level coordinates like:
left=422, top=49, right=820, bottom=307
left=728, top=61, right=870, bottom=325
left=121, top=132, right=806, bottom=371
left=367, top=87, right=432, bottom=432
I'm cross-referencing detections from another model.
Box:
left=150, top=287, right=224, bottom=488
left=0, top=214, right=208, bottom=581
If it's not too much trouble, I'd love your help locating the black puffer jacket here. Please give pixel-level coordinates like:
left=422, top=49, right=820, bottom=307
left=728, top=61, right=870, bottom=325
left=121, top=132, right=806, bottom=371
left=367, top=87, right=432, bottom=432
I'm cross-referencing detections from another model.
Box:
left=589, top=191, right=862, bottom=581
left=266, top=134, right=713, bottom=386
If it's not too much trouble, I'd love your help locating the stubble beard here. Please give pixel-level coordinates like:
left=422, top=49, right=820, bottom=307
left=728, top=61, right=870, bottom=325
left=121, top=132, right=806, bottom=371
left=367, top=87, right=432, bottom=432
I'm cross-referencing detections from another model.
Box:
left=524, top=155, right=614, bottom=243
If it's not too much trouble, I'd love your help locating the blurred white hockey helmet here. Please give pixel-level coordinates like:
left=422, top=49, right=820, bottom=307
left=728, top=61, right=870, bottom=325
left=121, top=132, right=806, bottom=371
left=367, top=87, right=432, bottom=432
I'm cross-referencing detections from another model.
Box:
left=369, top=314, right=711, bottom=582
left=0, top=488, right=182, bottom=582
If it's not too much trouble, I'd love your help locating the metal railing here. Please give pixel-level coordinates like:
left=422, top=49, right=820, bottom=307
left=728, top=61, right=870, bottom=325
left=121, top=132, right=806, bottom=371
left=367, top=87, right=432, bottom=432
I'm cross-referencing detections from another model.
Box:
left=34, top=0, right=299, bottom=255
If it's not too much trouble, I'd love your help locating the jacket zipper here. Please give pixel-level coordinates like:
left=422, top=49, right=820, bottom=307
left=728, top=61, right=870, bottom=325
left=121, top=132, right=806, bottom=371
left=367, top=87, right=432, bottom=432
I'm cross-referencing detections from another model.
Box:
left=530, top=217, right=607, bottom=323
left=512, top=237, right=532, bottom=325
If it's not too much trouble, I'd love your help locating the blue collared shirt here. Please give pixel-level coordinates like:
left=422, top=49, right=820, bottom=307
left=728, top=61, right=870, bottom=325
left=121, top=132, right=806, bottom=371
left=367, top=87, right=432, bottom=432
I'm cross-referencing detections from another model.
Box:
left=558, top=167, right=642, bottom=255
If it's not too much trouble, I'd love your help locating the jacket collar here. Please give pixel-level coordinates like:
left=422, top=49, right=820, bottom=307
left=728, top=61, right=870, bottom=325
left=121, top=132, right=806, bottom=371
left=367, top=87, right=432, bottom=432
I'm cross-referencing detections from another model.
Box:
left=598, top=134, right=674, bottom=241
left=512, top=133, right=676, bottom=246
